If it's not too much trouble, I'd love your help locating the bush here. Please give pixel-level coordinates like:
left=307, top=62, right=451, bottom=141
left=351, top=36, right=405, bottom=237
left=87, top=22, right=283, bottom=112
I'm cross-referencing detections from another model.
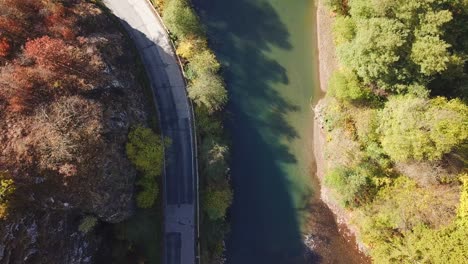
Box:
left=325, top=164, right=376, bottom=208
left=200, top=137, right=229, bottom=183
left=136, top=177, right=159, bottom=208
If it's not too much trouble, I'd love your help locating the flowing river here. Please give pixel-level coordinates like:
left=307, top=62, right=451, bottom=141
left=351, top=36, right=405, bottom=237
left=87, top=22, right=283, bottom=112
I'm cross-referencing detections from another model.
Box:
left=194, top=0, right=369, bottom=263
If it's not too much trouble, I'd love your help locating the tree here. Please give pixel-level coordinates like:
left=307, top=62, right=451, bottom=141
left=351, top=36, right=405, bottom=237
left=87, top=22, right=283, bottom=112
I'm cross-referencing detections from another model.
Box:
left=163, top=0, right=203, bottom=39
left=203, top=188, right=232, bottom=220
left=126, top=126, right=166, bottom=208
left=136, top=176, right=159, bottom=208
left=328, top=69, right=370, bottom=101
left=0, top=37, right=11, bottom=57
left=411, top=36, right=451, bottom=76
left=126, top=126, right=165, bottom=177
left=337, top=17, right=409, bottom=88
left=332, top=16, right=356, bottom=46
left=379, top=96, right=468, bottom=161
left=188, top=72, right=227, bottom=113
left=200, top=137, right=229, bottom=182
left=0, top=173, right=15, bottom=219
left=176, top=36, right=207, bottom=60
left=324, top=164, right=376, bottom=208
left=24, top=36, right=75, bottom=71
left=188, top=49, right=221, bottom=76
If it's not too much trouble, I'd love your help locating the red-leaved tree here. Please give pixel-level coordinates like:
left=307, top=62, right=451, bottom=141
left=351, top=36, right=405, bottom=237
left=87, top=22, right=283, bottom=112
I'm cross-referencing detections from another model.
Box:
left=24, top=36, right=74, bottom=71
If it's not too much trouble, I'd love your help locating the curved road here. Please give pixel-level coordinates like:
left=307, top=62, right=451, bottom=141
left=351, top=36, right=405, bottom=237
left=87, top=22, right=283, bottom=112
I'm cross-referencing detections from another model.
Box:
left=104, top=1, right=197, bottom=264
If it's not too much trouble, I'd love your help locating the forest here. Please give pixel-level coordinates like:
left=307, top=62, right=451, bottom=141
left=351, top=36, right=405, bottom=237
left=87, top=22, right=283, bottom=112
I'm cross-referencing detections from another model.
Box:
left=322, top=0, right=468, bottom=262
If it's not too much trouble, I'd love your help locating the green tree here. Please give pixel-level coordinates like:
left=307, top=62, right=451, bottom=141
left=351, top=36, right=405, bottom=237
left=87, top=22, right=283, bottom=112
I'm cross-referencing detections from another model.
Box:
left=379, top=96, right=468, bottom=161
left=136, top=176, right=159, bottom=208
left=126, top=126, right=165, bottom=177
left=328, top=69, right=370, bottom=101
left=188, top=49, right=220, bottom=76
left=411, top=36, right=451, bottom=76
left=0, top=173, right=14, bottom=219
left=337, top=18, right=409, bottom=88
left=126, top=126, right=167, bottom=208
left=203, top=188, right=232, bottom=220
left=188, top=72, right=227, bottom=112
left=163, top=0, right=203, bottom=39
left=325, top=164, right=376, bottom=208
left=332, top=16, right=356, bottom=46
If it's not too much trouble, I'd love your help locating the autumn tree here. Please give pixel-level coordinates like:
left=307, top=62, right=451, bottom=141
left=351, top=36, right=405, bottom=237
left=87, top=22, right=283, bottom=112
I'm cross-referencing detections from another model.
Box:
left=0, top=37, right=11, bottom=57
left=379, top=96, right=468, bottom=161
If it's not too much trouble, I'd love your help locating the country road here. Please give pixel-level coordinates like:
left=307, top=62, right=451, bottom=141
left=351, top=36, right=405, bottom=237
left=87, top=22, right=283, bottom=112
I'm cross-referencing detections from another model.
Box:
left=104, top=1, right=197, bottom=264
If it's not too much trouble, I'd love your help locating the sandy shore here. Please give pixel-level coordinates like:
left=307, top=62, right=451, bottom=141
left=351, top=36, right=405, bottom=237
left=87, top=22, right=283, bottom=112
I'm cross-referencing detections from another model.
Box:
left=316, top=0, right=338, bottom=93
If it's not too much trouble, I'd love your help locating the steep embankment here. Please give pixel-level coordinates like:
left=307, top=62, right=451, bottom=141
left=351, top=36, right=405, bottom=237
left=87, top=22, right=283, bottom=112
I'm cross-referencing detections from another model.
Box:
left=0, top=1, right=150, bottom=262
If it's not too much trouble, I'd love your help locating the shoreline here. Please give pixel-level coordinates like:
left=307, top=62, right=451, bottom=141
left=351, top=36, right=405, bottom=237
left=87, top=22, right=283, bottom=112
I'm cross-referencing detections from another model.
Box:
left=313, top=0, right=369, bottom=256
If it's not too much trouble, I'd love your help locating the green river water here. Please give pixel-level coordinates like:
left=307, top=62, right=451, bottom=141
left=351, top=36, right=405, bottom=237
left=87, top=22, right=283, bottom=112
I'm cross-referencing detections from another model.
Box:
left=194, top=0, right=368, bottom=263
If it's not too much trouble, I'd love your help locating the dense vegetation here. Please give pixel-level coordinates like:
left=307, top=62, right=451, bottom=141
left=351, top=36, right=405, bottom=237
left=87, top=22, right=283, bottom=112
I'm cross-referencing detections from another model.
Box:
left=156, top=0, right=232, bottom=262
left=126, top=126, right=167, bottom=208
left=322, top=0, right=468, bottom=262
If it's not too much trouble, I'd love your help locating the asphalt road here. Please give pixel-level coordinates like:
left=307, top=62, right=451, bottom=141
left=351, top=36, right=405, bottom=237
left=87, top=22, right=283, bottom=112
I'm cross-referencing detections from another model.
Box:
left=104, top=1, right=197, bottom=263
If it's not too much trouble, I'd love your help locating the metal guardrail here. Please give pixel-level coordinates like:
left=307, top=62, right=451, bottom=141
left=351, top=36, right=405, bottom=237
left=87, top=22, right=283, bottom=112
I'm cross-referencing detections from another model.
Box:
left=142, top=1, right=201, bottom=263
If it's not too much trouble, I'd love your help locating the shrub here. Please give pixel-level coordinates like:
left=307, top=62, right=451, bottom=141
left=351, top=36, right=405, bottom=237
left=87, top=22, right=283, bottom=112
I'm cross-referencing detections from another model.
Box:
left=136, top=177, right=159, bottom=208
left=79, top=216, right=98, bottom=233
left=325, top=164, right=375, bottom=208
left=200, top=137, right=229, bottom=183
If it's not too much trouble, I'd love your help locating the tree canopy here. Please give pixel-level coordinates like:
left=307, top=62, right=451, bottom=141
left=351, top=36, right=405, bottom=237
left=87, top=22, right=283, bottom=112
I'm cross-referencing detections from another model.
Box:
left=379, top=96, right=468, bottom=161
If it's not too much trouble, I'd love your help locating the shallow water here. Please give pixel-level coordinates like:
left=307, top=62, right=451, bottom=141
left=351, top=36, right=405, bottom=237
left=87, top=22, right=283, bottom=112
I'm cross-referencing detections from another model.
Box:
left=193, top=1, right=369, bottom=263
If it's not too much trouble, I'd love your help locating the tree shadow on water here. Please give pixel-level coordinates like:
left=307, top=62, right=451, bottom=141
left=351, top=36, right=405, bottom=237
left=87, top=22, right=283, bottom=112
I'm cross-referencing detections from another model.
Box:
left=194, top=0, right=310, bottom=263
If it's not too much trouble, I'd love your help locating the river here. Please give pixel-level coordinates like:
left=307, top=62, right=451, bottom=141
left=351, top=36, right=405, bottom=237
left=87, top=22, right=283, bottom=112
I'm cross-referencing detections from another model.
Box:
left=193, top=0, right=368, bottom=263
